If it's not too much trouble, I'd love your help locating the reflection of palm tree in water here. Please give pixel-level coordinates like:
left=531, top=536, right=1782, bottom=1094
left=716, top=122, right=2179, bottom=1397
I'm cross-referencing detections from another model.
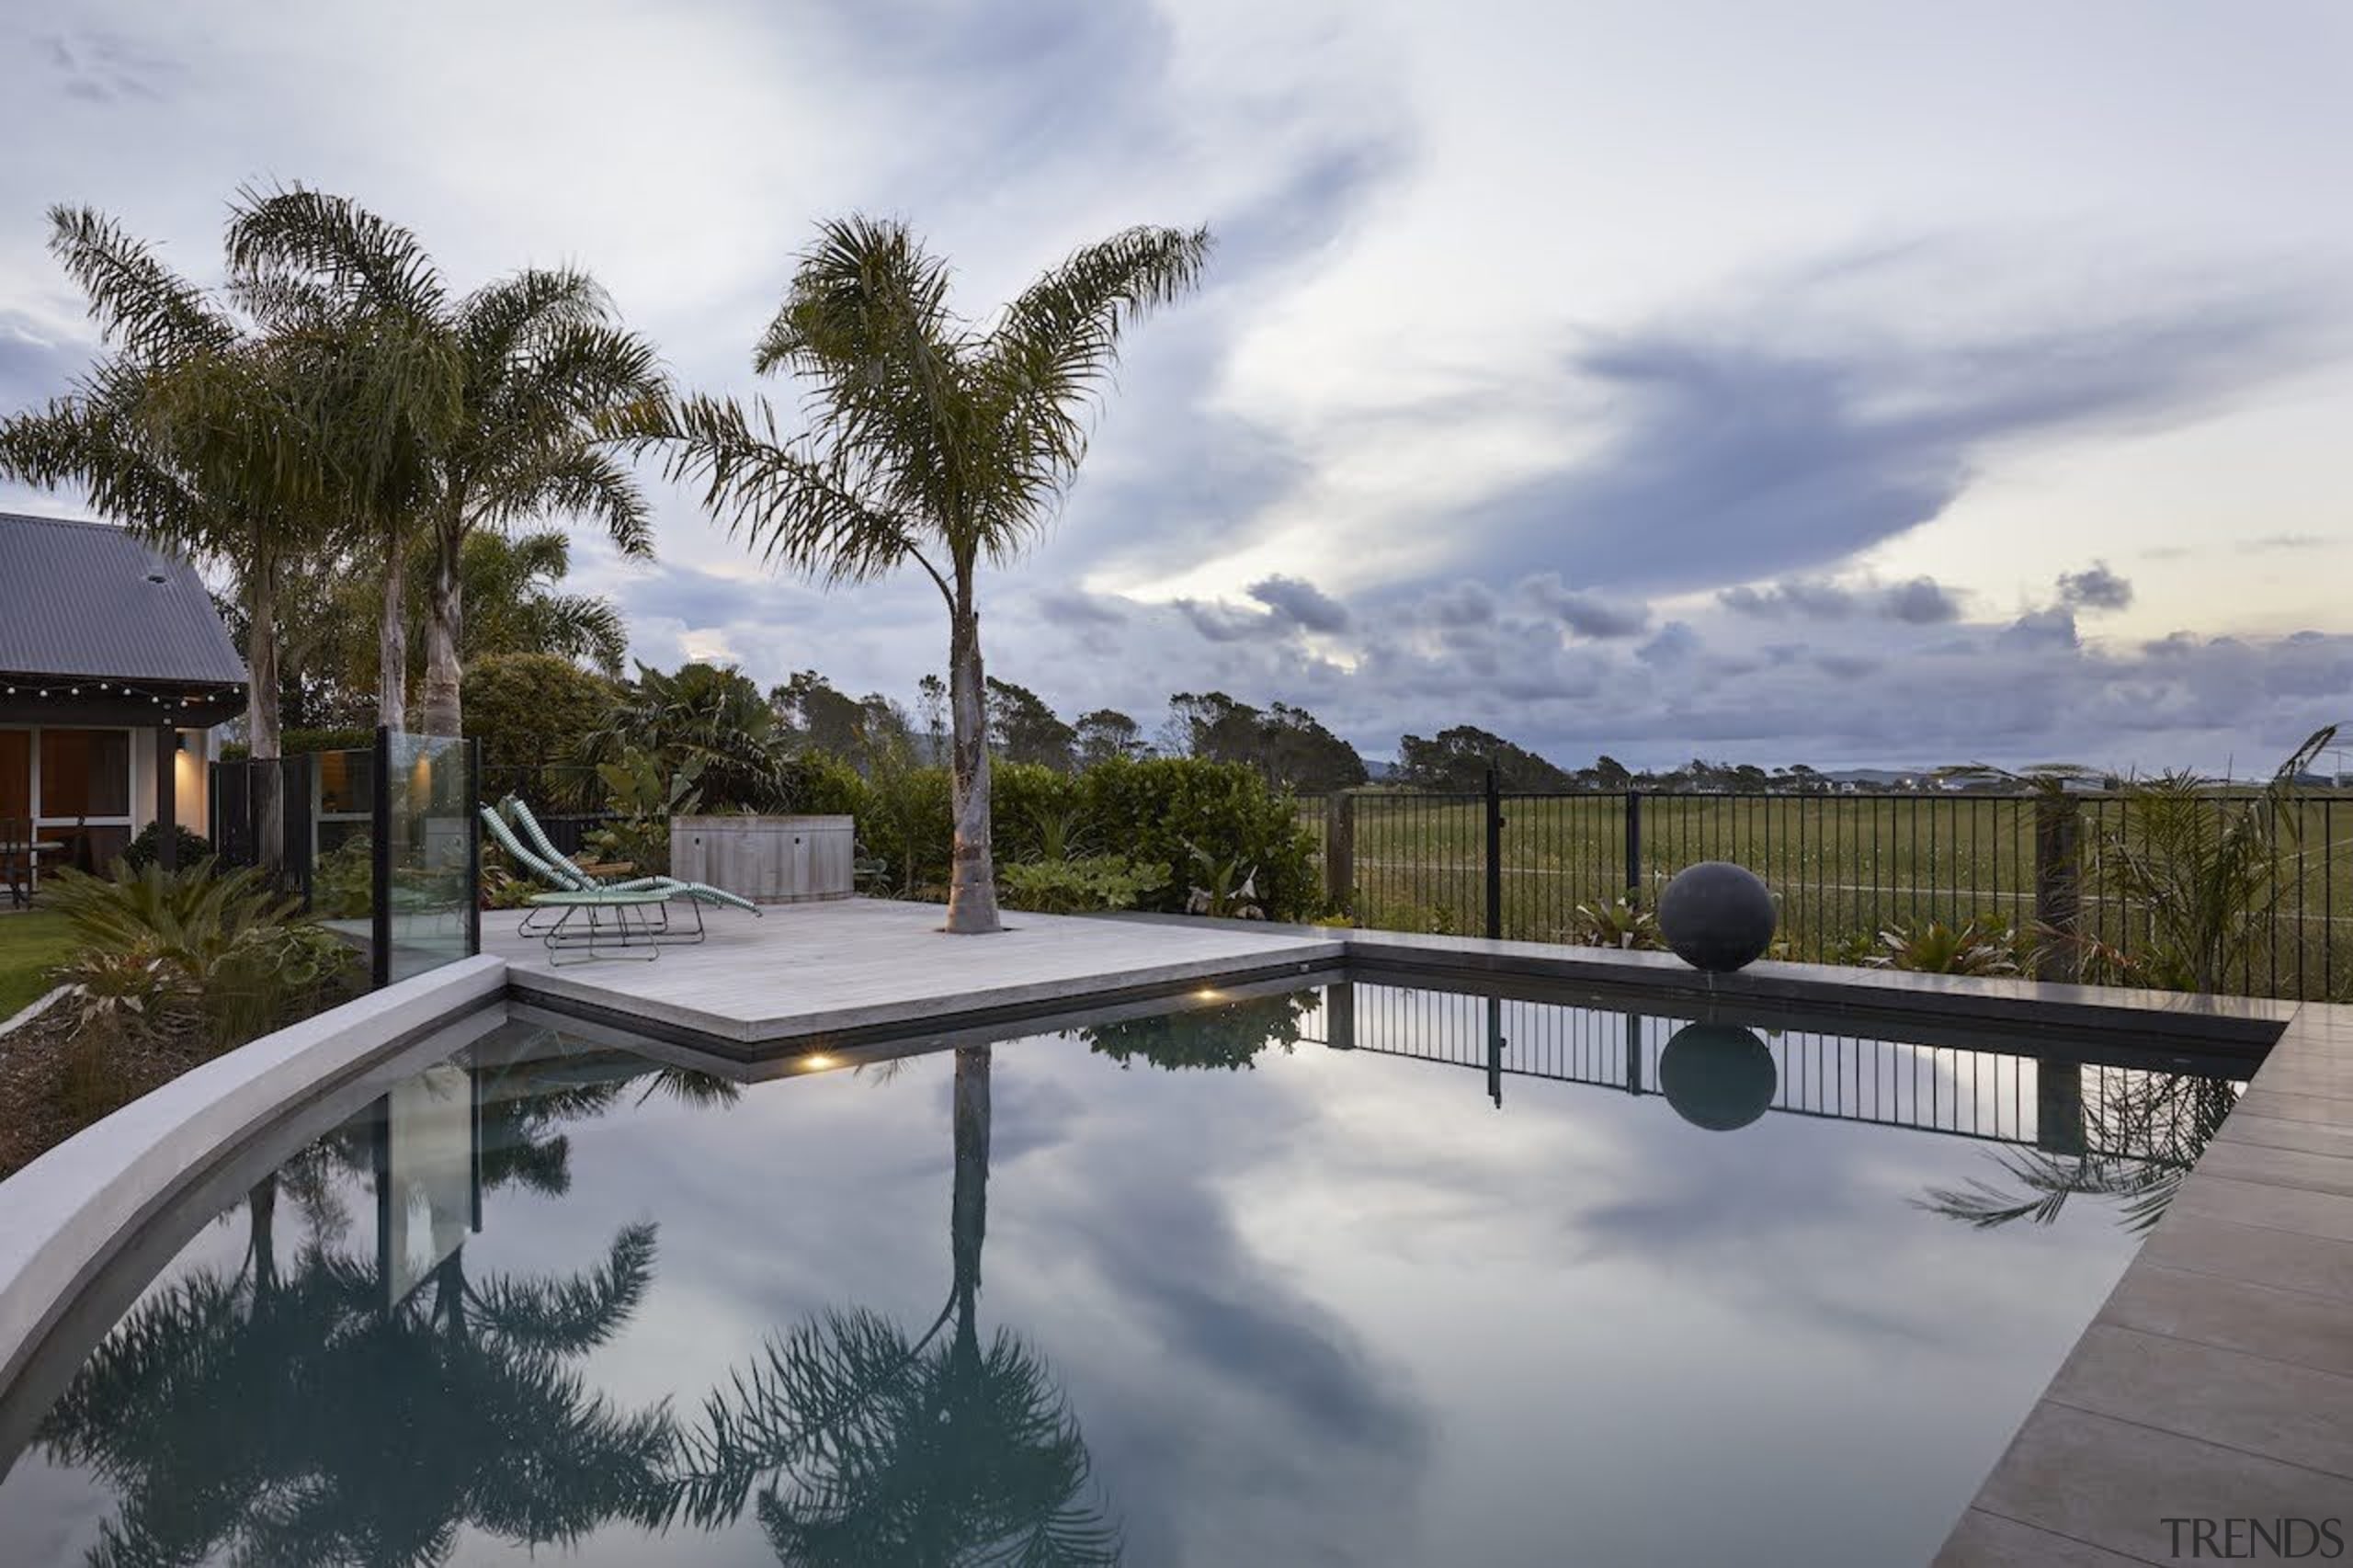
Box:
left=670, top=1044, right=1120, bottom=1565
left=1917, top=1065, right=2240, bottom=1233
left=34, top=1060, right=682, bottom=1566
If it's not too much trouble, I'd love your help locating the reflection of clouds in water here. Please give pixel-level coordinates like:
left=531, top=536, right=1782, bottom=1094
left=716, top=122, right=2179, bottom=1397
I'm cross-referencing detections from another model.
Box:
left=995, top=1046, right=1433, bottom=1568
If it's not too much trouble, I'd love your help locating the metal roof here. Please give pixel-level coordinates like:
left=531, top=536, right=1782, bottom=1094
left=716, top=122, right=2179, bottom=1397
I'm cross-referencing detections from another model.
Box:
left=0, top=512, right=248, bottom=687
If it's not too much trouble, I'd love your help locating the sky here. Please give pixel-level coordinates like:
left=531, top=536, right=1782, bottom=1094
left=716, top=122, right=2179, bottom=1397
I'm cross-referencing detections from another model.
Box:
left=3, top=0, right=2350, bottom=774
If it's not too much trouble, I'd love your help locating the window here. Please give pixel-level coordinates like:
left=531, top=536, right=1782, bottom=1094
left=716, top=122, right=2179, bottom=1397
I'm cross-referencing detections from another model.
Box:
left=39, top=729, right=131, bottom=819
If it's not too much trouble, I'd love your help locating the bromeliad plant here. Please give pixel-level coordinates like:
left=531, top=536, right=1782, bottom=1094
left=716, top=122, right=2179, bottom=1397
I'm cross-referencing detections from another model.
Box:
left=1571, top=892, right=1665, bottom=951
left=1866, top=916, right=2022, bottom=977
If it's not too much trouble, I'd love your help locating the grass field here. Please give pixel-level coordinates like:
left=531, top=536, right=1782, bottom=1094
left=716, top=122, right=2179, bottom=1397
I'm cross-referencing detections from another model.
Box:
left=0, top=911, right=76, bottom=1020
left=1297, top=791, right=2353, bottom=1002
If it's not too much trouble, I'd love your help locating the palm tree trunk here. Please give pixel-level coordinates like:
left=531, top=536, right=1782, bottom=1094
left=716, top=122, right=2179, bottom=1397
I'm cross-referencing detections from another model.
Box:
left=943, top=569, right=1001, bottom=933
left=246, top=555, right=286, bottom=875
left=949, top=1045, right=989, bottom=1369
left=377, top=528, right=408, bottom=733
left=420, top=520, right=463, bottom=737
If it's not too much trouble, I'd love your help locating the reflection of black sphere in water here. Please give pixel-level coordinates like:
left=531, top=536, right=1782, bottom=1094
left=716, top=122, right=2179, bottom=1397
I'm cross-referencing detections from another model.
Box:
left=1658, top=1022, right=1778, bottom=1131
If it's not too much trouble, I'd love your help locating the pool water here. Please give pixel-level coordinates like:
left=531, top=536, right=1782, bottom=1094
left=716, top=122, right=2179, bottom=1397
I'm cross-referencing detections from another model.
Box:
left=0, top=977, right=2245, bottom=1566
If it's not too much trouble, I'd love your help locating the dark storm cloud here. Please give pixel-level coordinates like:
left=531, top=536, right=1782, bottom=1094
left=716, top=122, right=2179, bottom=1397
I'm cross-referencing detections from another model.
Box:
left=1881, top=576, right=1963, bottom=624
left=1419, top=581, right=1497, bottom=628
left=2056, top=561, right=2133, bottom=611
left=1719, top=574, right=1961, bottom=625
left=1517, top=573, right=1651, bottom=639
left=1445, top=263, right=2331, bottom=594
left=1247, top=574, right=1350, bottom=632
left=1033, top=587, right=1128, bottom=627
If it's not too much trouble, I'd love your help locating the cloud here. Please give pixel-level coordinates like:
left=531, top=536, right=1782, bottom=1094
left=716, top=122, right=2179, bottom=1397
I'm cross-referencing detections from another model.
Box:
left=1998, top=607, right=2080, bottom=650
left=1439, top=248, right=2336, bottom=595
left=1247, top=574, right=1350, bottom=632
left=2056, top=561, right=2133, bottom=611
left=1719, top=574, right=1961, bottom=625
left=1517, top=573, right=1651, bottom=639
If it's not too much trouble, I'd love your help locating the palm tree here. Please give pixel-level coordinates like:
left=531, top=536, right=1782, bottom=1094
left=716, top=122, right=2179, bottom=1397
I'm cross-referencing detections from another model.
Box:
left=229, top=187, right=663, bottom=737
left=0, top=207, right=338, bottom=870
left=665, top=1047, right=1120, bottom=1563
left=447, top=528, right=631, bottom=676
left=608, top=216, right=1211, bottom=933
left=224, top=185, right=461, bottom=735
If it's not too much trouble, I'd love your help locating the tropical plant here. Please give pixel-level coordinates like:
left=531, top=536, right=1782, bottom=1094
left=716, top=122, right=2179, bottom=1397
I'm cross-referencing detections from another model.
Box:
left=608, top=215, right=1211, bottom=933
left=997, top=857, right=1168, bottom=915
left=0, top=205, right=342, bottom=869
left=1571, top=892, right=1664, bottom=951
left=50, top=947, right=202, bottom=1043
left=2069, top=727, right=2337, bottom=994
left=580, top=662, right=798, bottom=812
left=227, top=186, right=664, bottom=737
left=44, top=858, right=356, bottom=1045
left=1865, top=917, right=2021, bottom=977
left=1181, top=840, right=1263, bottom=920
left=585, top=748, right=704, bottom=875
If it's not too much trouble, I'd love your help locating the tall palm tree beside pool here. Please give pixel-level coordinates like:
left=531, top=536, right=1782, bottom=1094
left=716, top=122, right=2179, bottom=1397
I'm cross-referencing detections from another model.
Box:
left=228, top=187, right=663, bottom=736
left=608, top=216, right=1211, bottom=933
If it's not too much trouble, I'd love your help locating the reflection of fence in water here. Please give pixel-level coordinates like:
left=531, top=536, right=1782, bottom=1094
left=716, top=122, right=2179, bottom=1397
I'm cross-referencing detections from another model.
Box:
left=1296, top=982, right=2237, bottom=1161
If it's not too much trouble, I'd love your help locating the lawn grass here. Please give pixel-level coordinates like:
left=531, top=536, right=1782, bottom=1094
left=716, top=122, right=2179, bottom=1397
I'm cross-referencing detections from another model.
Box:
left=0, top=911, right=77, bottom=1020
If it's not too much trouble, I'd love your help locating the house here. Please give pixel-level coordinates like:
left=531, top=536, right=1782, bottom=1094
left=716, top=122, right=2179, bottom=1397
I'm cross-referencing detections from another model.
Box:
left=0, top=512, right=246, bottom=880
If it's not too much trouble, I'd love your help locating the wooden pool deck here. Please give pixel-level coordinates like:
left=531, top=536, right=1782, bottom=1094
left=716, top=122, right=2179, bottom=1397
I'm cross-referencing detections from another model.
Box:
left=482, top=895, right=1345, bottom=1049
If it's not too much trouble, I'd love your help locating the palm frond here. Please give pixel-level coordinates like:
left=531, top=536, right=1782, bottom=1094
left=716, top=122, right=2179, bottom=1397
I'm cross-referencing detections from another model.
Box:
left=601, top=392, right=919, bottom=585
left=45, top=204, right=237, bottom=361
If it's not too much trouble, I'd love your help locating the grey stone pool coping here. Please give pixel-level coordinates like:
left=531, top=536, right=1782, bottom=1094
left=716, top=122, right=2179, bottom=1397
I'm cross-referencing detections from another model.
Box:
left=0, top=955, right=506, bottom=1394
left=0, top=909, right=2344, bottom=1562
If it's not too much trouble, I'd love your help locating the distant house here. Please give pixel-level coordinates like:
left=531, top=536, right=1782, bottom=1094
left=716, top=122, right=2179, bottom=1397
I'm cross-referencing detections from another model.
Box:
left=0, top=512, right=246, bottom=877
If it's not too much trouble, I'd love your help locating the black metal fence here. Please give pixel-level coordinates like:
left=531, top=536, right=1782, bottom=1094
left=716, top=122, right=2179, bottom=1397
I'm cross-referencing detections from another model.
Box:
left=1304, top=781, right=2353, bottom=1002
left=480, top=765, right=609, bottom=858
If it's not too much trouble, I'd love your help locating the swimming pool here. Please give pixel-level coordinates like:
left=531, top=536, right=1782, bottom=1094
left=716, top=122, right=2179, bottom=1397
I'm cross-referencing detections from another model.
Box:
left=0, top=974, right=2246, bottom=1565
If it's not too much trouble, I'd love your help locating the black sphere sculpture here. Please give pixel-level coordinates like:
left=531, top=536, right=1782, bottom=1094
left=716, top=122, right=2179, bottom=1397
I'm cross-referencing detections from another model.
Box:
left=1656, top=860, right=1777, bottom=972
left=1658, top=1021, right=1778, bottom=1131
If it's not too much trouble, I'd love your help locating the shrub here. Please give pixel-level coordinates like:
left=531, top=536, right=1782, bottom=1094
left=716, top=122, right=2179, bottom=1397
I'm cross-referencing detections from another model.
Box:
left=997, top=856, right=1169, bottom=915
left=43, top=858, right=358, bottom=1048
left=465, top=653, right=625, bottom=776
left=122, top=821, right=215, bottom=871
left=313, top=835, right=373, bottom=920
left=1075, top=757, right=1319, bottom=921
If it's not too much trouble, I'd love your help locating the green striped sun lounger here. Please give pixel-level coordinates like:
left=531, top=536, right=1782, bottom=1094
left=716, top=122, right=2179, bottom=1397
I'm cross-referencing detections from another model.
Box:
left=479, top=799, right=760, bottom=952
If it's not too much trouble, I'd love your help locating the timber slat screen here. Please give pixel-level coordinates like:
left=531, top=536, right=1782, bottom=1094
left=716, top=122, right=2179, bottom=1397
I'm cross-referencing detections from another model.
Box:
left=1301, top=788, right=2349, bottom=1002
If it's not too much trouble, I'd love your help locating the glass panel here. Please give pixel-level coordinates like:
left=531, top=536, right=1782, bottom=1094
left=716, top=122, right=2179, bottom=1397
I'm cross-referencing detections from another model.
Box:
left=381, top=733, right=476, bottom=983
left=38, top=728, right=131, bottom=818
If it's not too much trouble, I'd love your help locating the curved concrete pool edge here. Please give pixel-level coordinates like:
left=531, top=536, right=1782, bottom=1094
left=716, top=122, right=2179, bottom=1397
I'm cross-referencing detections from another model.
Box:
left=0, top=954, right=507, bottom=1393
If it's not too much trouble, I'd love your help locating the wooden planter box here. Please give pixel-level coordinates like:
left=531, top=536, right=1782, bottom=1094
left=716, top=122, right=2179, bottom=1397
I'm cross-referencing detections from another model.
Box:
left=668, top=814, right=855, bottom=903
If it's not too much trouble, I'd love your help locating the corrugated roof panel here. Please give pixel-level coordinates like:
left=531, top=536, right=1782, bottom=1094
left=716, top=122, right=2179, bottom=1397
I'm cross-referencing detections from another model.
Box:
left=0, top=512, right=249, bottom=686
